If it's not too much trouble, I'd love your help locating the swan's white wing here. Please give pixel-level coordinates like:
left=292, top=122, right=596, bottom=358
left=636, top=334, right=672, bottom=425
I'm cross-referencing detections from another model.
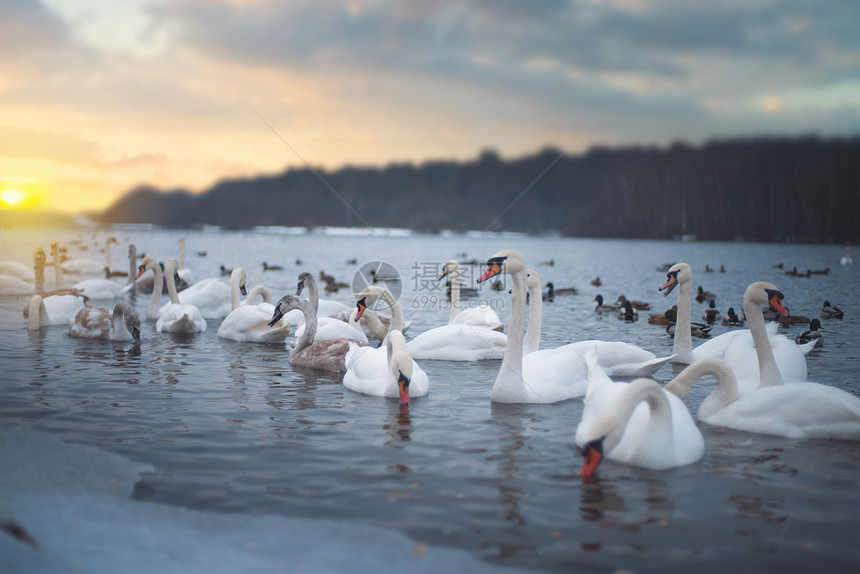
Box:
left=451, top=305, right=503, bottom=330
left=296, top=317, right=368, bottom=344
left=42, top=295, right=86, bottom=325
left=0, top=261, right=34, bottom=281
left=157, top=303, right=207, bottom=333
left=705, top=382, right=860, bottom=440
left=407, top=324, right=506, bottom=361
left=217, top=305, right=289, bottom=343
left=177, top=281, right=231, bottom=319
left=73, top=279, right=133, bottom=300
left=519, top=348, right=590, bottom=402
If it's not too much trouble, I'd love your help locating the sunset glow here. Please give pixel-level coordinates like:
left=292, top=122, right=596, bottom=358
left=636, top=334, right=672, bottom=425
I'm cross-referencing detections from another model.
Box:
left=0, top=187, right=26, bottom=208
left=1, top=1, right=858, bottom=215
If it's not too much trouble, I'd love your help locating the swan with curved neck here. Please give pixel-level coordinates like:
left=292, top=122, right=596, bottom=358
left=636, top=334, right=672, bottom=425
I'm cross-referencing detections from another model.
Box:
left=576, top=378, right=704, bottom=475
left=269, top=294, right=367, bottom=373
left=665, top=357, right=860, bottom=440
left=68, top=300, right=141, bottom=345
left=660, top=265, right=809, bottom=390
left=136, top=256, right=165, bottom=320
left=343, top=286, right=429, bottom=404
left=522, top=268, right=673, bottom=377
left=477, top=249, right=600, bottom=403
left=440, top=260, right=503, bottom=331
left=155, top=258, right=206, bottom=333
left=217, top=268, right=290, bottom=343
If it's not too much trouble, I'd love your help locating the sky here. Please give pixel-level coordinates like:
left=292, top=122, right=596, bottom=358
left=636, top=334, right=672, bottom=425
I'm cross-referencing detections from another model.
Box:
left=1, top=0, right=859, bottom=214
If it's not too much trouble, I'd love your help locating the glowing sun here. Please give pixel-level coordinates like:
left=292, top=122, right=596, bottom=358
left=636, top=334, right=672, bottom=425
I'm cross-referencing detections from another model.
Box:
left=0, top=187, right=27, bottom=208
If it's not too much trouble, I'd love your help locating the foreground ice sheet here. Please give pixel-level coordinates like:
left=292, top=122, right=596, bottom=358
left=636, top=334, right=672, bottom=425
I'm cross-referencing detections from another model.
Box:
left=0, top=430, right=521, bottom=574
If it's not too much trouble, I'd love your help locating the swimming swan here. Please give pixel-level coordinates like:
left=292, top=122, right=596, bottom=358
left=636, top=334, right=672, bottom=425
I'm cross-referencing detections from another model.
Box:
left=217, top=268, right=290, bottom=343
left=476, top=249, right=603, bottom=403
left=156, top=258, right=207, bottom=334
left=441, top=260, right=503, bottom=331
left=68, top=300, right=141, bottom=345
left=665, top=358, right=860, bottom=441
left=576, top=378, right=704, bottom=475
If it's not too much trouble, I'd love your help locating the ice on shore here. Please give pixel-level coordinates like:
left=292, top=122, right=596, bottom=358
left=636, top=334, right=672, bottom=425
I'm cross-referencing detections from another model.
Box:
left=0, top=429, right=521, bottom=574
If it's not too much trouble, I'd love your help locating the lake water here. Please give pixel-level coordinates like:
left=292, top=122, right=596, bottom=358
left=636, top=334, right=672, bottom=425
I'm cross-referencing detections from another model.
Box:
left=1, top=226, right=858, bottom=573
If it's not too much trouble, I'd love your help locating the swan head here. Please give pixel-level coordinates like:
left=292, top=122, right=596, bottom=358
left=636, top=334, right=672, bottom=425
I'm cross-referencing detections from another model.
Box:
left=115, top=301, right=141, bottom=346
left=439, top=260, right=459, bottom=281
left=355, top=285, right=389, bottom=312
left=269, top=294, right=305, bottom=327
left=746, top=281, right=789, bottom=317
left=231, top=268, right=248, bottom=296
left=477, top=249, right=525, bottom=283
left=33, top=247, right=47, bottom=266
left=579, top=437, right=605, bottom=477
left=386, top=331, right=413, bottom=405
left=136, top=256, right=158, bottom=279
left=296, top=272, right=314, bottom=296
left=659, top=263, right=691, bottom=296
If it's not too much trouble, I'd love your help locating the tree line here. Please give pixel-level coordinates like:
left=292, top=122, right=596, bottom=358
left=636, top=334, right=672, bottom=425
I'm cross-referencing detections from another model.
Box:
left=94, top=136, right=860, bottom=243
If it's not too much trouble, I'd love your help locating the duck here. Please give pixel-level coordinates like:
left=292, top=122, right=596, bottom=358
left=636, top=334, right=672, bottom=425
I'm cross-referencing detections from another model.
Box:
left=68, top=300, right=141, bottom=346
left=615, top=295, right=650, bottom=311
left=522, top=268, right=672, bottom=377
left=695, top=286, right=715, bottom=303
left=593, top=294, right=619, bottom=313
left=369, top=269, right=400, bottom=283
left=590, top=276, right=602, bottom=287
left=262, top=261, right=284, bottom=271
left=544, top=282, right=576, bottom=299
left=701, top=300, right=721, bottom=324
left=647, top=307, right=676, bottom=326
left=664, top=358, right=860, bottom=441
left=617, top=300, right=638, bottom=322
left=660, top=264, right=811, bottom=394
left=576, top=379, right=704, bottom=475
left=840, top=246, right=852, bottom=265
left=475, top=250, right=606, bottom=402
left=666, top=316, right=712, bottom=339
left=156, top=258, right=207, bottom=334
left=721, top=307, right=745, bottom=327
left=440, top=260, right=503, bottom=331
left=795, top=319, right=823, bottom=347
left=322, top=277, right=349, bottom=293
left=819, top=301, right=844, bottom=319
left=776, top=312, right=811, bottom=327
left=217, top=268, right=290, bottom=344
left=343, top=286, right=429, bottom=404
left=220, top=264, right=234, bottom=276
left=319, top=270, right=336, bottom=284
left=268, top=294, right=368, bottom=373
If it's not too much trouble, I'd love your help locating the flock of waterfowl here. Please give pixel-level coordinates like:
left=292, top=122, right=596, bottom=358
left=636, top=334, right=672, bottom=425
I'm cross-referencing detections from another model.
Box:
left=3, top=236, right=860, bottom=477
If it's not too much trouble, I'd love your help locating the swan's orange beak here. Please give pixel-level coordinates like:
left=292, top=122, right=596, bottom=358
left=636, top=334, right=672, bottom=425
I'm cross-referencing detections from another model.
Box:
left=659, top=272, right=678, bottom=296
left=579, top=439, right=604, bottom=477
left=768, top=290, right=789, bottom=317
left=355, top=297, right=367, bottom=321
left=135, top=264, right=147, bottom=279
left=397, top=371, right=411, bottom=405
left=478, top=257, right=506, bottom=283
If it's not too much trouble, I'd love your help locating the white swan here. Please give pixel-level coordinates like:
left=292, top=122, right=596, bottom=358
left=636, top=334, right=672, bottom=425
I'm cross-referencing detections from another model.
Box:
left=0, top=260, right=34, bottom=282
left=268, top=294, right=367, bottom=373
left=68, top=300, right=141, bottom=345
left=62, top=236, right=118, bottom=275
left=660, top=264, right=810, bottom=390
left=136, top=256, right=166, bottom=321
left=26, top=293, right=86, bottom=329
left=156, top=258, right=207, bottom=334
left=173, top=270, right=231, bottom=319
left=841, top=246, right=852, bottom=265
left=575, top=378, right=704, bottom=475
left=523, top=268, right=673, bottom=377
left=665, top=358, right=860, bottom=441
left=476, top=249, right=603, bottom=403
left=217, top=268, right=290, bottom=343
left=343, top=286, right=429, bottom=404
left=72, top=275, right=133, bottom=301
left=441, top=260, right=503, bottom=331
left=0, top=275, right=33, bottom=296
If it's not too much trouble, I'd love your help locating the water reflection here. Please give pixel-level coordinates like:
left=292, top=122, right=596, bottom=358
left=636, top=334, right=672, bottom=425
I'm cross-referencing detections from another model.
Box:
left=382, top=401, right=413, bottom=447
left=489, top=403, right=528, bottom=527
left=579, top=476, right=676, bottom=533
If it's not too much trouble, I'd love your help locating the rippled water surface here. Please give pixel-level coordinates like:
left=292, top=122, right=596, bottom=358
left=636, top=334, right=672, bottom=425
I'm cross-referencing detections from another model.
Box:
left=1, top=227, right=859, bottom=573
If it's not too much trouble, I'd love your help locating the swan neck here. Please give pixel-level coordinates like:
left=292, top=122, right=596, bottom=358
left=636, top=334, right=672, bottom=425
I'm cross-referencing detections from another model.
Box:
left=360, top=308, right=387, bottom=339
left=230, top=271, right=242, bottom=311
left=605, top=381, right=673, bottom=455
left=53, top=250, right=64, bottom=289
left=494, top=268, right=526, bottom=394
left=165, top=262, right=180, bottom=304
left=448, top=264, right=461, bottom=323
left=127, top=246, right=136, bottom=284
left=524, top=278, right=542, bottom=354
left=744, top=289, right=783, bottom=387
left=383, top=290, right=403, bottom=333
left=147, top=262, right=164, bottom=319
left=673, top=278, right=693, bottom=361
left=306, top=275, right=319, bottom=311
left=28, top=296, right=45, bottom=330
left=34, top=258, right=45, bottom=296
left=292, top=299, right=317, bottom=358
left=664, top=359, right=738, bottom=412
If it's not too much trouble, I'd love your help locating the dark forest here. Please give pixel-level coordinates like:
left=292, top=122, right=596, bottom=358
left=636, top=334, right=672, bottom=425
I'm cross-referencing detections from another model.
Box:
left=94, top=136, right=860, bottom=243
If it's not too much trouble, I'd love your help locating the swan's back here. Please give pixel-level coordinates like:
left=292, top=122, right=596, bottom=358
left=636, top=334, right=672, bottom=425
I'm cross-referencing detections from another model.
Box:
left=157, top=303, right=207, bottom=333
left=292, top=338, right=365, bottom=373
left=177, top=279, right=231, bottom=319
left=407, top=324, right=506, bottom=361
left=217, top=304, right=289, bottom=344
